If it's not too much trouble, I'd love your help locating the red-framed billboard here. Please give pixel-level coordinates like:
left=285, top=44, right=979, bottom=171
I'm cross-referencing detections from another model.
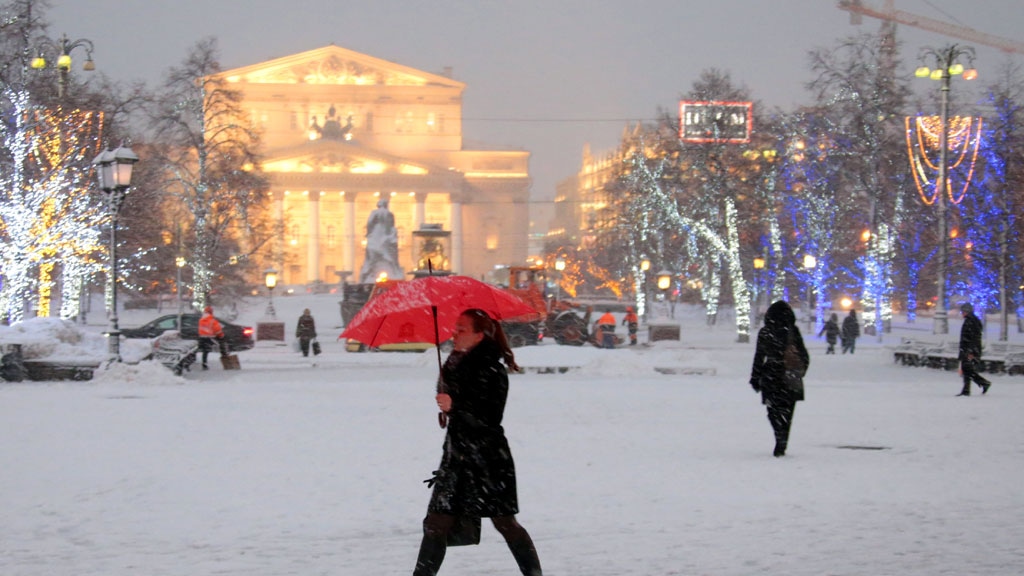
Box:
left=679, top=100, right=752, bottom=143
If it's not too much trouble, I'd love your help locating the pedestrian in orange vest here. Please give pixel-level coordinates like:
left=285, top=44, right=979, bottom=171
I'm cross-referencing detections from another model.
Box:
left=596, top=309, right=616, bottom=349
left=198, top=305, right=227, bottom=369
left=622, top=306, right=639, bottom=346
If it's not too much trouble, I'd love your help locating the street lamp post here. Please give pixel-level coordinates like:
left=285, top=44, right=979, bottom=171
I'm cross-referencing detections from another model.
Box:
left=264, top=268, right=279, bottom=319
left=803, top=254, right=817, bottom=334
left=640, top=257, right=651, bottom=324
left=915, top=44, right=977, bottom=335
left=91, top=144, right=139, bottom=361
left=753, top=255, right=765, bottom=327
left=554, top=257, right=566, bottom=305
left=30, top=33, right=96, bottom=100
left=656, top=269, right=673, bottom=320
left=175, top=256, right=186, bottom=329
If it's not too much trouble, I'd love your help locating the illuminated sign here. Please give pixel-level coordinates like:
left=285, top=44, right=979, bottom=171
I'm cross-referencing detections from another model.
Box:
left=679, top=100, right=752, bottom=143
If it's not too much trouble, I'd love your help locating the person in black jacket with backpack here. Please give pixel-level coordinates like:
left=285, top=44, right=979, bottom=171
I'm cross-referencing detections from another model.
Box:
left=749, top=301, right=809, bottom=457
left=841, top=309, right=860, bottom=354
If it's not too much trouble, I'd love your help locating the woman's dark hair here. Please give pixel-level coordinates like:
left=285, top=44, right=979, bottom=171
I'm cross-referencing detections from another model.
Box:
left=461, top=308, right=519, bottom=372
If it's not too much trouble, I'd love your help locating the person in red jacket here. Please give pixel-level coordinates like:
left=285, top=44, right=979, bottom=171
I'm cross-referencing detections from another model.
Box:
left=198, top=306, right=226, bottom=369
left=622, top=306, right=639, bottom=346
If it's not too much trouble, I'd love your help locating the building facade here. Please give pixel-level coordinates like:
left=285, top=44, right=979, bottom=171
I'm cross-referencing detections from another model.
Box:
left=218, top=45, right=531, bottom=285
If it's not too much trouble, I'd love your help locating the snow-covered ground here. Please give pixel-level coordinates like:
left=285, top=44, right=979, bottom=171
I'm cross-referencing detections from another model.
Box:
left=2, top=292, right=1023, bottom=575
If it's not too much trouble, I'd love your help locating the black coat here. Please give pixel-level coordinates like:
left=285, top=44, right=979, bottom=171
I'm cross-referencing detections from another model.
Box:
left=842, top=314, right=860, bottom=342
left=959, top=312, right=984, bottom=361
left=750, top=301, right=809, bottom=405
left=819, top=319, right=840, bottom=344
left=295, top=313, right=317, bottom=339
left=428, top=338, right=518, bottom=517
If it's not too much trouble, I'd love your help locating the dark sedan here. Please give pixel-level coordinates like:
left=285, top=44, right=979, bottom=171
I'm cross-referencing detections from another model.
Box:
left=121, top=313, right=255, bottom=352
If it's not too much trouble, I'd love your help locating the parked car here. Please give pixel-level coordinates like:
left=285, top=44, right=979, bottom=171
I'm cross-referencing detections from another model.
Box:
left=121, top=314, right=255, bottom=352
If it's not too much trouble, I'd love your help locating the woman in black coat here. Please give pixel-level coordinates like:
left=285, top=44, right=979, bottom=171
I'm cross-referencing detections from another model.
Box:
left=412, top=308, right=542, bottom=576
left=749, top=300, right=810, bottom=457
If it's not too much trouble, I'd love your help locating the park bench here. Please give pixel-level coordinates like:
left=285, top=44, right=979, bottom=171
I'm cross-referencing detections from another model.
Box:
left=150, top=332, right=198, bottom=376
left=978, top=342, right=1024, bottom=374
left=892, top=337, right=935, bottom=366
left=922, top=341, right=960, bottom=371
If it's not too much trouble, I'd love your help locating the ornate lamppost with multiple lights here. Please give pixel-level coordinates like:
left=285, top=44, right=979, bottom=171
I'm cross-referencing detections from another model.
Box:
left=914, top=44, right=978, bottom=335
left=30, top=33, right=95, bottom=100
left=264, top=268, right=279, bottom=319
left=91, top=144, right=138, bottom=361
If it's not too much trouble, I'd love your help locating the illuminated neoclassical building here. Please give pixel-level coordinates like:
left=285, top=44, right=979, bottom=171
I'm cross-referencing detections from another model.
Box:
left=217, top=45, right=531, bottom=285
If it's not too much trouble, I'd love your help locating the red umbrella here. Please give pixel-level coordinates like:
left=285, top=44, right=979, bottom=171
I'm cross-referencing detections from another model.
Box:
left=340, top=274, right=539, bottom=350
left=341, top=274, right=538, bottom=429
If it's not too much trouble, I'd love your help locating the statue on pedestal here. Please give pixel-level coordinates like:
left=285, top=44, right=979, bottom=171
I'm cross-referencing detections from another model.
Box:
left=359, top=198, right=403, bottom=283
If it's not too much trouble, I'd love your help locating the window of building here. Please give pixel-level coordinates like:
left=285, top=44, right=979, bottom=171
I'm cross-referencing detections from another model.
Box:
left=326, top=225, right=337, bottom=248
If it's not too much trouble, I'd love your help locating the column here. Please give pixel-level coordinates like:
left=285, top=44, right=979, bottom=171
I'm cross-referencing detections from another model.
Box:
left=450, top=198, right=463, bottom=274
left=272, top=190, right=285, bottom=269
left=344, top=192, right=357, bottom=274
left=414, top=192, right=426, bottom=230
left=307, top=191, right=320, bottom=282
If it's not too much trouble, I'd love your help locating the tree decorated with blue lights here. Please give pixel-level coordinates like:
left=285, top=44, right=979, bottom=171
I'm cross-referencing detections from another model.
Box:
left=806, top=31, right=913, bottom=337
left=966, top=63, right=1024, bottom=340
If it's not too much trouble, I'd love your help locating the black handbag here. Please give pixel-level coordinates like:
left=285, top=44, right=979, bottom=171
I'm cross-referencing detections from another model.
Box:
left=311, top=338, right=322, bottom=356
left=447, top=516, right=481, bottom=546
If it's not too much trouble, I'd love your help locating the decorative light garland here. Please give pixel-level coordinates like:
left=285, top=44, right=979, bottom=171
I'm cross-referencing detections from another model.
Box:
left=905, top=115, right=983, bottom=205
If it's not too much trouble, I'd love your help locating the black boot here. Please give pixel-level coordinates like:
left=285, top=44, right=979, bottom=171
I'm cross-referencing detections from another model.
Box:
left=507, top=537, right=543, bottom=576
left=412, top=535, right=446, bottom=576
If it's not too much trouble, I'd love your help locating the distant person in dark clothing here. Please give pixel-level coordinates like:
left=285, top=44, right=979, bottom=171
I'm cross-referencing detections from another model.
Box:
left=957, top=303, right=991, bottom=397
left=749, top=301, right=809, bottom=457
left=819, top=313, right=840, bottom=354
left=412, top=308, right=542, bottom=576
left=295, top=308, right=317, bottom=357
left=841, top=309, right=860, bottom=354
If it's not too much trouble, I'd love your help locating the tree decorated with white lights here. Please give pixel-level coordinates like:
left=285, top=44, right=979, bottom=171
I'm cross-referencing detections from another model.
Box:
left=146, top=38, right=270, bottom=309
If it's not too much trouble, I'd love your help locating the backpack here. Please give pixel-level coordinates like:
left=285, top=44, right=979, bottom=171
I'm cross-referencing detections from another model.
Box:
left=783, top=328, right=807, bottom=377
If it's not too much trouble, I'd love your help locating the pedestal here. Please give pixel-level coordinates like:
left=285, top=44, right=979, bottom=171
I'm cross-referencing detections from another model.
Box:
left=257, top=321, right=286, bottom=341
left=648, top=323, right=680, bottom=342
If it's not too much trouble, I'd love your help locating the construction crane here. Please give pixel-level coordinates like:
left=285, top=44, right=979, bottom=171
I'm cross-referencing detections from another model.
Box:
left=838, top=0, right=1024, bottom=55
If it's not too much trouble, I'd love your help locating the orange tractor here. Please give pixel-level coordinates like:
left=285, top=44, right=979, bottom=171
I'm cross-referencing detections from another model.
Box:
left=503, top=266, right=590, bottom=346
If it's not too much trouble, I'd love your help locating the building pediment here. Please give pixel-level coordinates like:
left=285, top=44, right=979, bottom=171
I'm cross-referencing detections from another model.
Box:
left=263, top=140, right=443, bottom=177
left=217, top=45, right=465, bottom=89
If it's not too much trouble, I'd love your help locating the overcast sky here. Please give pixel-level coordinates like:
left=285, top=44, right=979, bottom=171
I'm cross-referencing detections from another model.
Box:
left=44, top=0, right=1024, bottom=223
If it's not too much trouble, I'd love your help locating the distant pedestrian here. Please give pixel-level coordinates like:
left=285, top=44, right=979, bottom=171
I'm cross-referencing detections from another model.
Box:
left=749, top=300, right=809, bottom=458
left=841, top=310, right=860, bottom=354
left=595, top=309, right=616, bottom=349
left=295, top=308, right=317, bottom=357
left=198, top=306, right=227, bottom=369
left=622, top=306, right=639, bottom=346
left=957, top=303, right=991, bottom=397
left=819, top=313, right=840, bottom=354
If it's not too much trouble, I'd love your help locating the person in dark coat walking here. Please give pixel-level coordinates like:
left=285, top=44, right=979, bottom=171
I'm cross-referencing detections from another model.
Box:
left=841, top=309, right=860, bottom=354
left=295, top=308, right=317, bottom=357
left=749, top=300, right=809, bottom=457
left=957, top=302, right=991, bottom=396
left=413, top=308, right=542, bottom=576
left=818, top=312, right=840, bottom=354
